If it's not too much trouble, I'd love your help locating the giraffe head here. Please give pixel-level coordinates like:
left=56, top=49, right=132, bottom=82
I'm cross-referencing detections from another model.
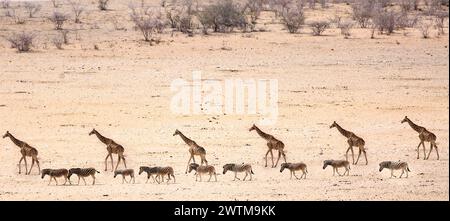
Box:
left=188, top=163, right=199, bottom=173
left=89, top=129, right=97, bottom=136
left=249, top=124, right=257, bottom=132
left=280, top=163, right=290, bottom=173
left=329, top=121, right=337, bottom=129
left=2, top=131, right=10, bottom=139
left=173, top=129, right=181, bottom=136
left=401, top=116, right=409, bottom=124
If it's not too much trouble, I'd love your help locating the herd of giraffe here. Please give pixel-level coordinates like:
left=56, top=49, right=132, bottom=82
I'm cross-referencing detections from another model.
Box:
left=1, top=116, right=441, bottom=185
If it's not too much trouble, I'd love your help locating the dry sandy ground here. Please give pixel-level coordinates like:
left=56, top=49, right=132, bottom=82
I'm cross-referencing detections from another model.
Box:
left=0, top=1, right=448, bottom=200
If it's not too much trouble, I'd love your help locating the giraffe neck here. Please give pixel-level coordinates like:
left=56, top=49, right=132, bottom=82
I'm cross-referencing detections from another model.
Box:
left=254, top=126, right=272, bottom=140
left=178, top=132, right=195, bottom=145
left=7, top=134, right=25, bottom=148
left=335, top=124, right=351, bottom=138
left=93, top=131, right=112, bottom=145
left=406, top=119, right=424, bottom=133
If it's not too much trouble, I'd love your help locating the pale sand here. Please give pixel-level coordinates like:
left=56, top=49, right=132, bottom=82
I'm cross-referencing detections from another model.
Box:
left=0, top=1, right=448, bottom=200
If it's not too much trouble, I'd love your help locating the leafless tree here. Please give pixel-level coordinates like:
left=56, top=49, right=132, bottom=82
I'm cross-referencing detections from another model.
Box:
left=98, top=0, right=110, bottom=11
left=309, top=20, right=330, bottom=35
left=24, top=2, right=41, bottom=18
left=6, top=32, right=36, bottom=52
left=68, top=0, right=85, bottom=23
left=49, top=11, right=68, bottom=30
left=281, top=6, right=305, bottom=33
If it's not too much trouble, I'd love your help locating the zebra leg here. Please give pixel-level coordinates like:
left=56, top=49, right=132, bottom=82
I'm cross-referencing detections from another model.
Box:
left=400, top=169, right=404, bottom=178
left=63, top=176, right=67, bottom=185
left=92, top=175, right=96, bottom=185
left=332, top=168, right=335, bottom=176
left=391, top=170, right=396, bottom=178
left=243, top=172, right=248, bottom=181
left=293, top=171, right=300, bottom=179
left=336, top=168, right=342, bottom=176
left=54, top=177, right=58, bottom=185
left=214, top=173, right=217, bottom=182
left=234, top=172, right=240, bottom=181
left=249, top=171, right=252, bottom=181
left=172, top=174, right=176, bottom=183
left=82, top=177, right=87, bottom=185
left=264, top=149, right=271, bottom=167
left=48, top=177, right=52, bottom=185
left=208, top=173, right=212, bottom=182
left=199, top=174, right=202, bottom=182
left=290, top=171, right=293, bottom=179
left=77, top=176, right=80, bottom=185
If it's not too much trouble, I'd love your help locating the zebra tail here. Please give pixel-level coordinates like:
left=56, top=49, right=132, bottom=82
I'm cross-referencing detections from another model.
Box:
left=251, top=169, right=254, bottom=175
left=407, top=166, right=411, bottom=172
left=96, top=170, right=100, bottom=173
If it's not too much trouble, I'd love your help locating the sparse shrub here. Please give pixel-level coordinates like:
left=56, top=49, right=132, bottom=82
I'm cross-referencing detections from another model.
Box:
left=199, top=0, right=248, bottom=33
left=308, top=0, right=315, bottom=9
left=69, top=0, right=85, bottom=23
left=281, top=6, right=305, bottom=33
left=166, top=7, right=181, bottom=29
left=197, top=6, right=216, bottom=34
left=419, top=20, right=433, bottom=38
left=1, top=0, right=10, bottom=9
left=130, top=5, right=165, bottom=42
left=10, top=8, right=26, bottom=24
left=434, top=11, right=449, bottom=35
left=98, top=0, right=109, bottom=11
left=6, top=32, right=36, bottom=52
left=60, top=30, right=69, bottom=44
left=309, top=20, right=330, bottom=36
left=24, top=2, right=41, bottom=18
left=399, top=0, right=414, bottom=12
left=49, top=11, right=68, bottom=30
left=319, top=0, right=327, bottom=8
left=245, top=0, right=263, bottom=25
left=52, top=36, right=64, bottom=49
left=351, top=1, right=375, bottom=28
left=51, top=0, right=60, bottom=8
left=373, top=9, right=398, bottom=35
left=340, top=21, right=353, bottom=38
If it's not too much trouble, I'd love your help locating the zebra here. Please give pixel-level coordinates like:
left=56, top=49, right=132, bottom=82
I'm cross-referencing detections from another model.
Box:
left=155, top=166, right=176, bottom=184
left=280, top=163, right=308, bottom=179
left=114, top=169, right=135, bottom=184
left=323, top=160, right=350, bottom=176
left=222, top=163, right=254, bottom=181
left=41, top=169, right=70, bottom=185
left=188, top=163, right=217, bottom=182
left=139, top=166, right=161, bottom=183
left=379, top=161, right=411, bottom=178
left=68, top=168, right=100, bottom=185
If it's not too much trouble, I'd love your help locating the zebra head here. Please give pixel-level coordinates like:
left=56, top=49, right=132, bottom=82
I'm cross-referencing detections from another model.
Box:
left=323, top=160, right=332, bottom=169
left=280, top=163, right=289, bottom=173
left=222, top=164, right=234, bottom=174
left=188, top=163, right=199, bottom=173
left=41, top=169, right=50, bottom=179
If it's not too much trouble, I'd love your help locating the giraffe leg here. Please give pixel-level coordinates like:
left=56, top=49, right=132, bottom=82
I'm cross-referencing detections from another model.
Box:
left=23, top=157, right=28, bottom=175
left=114, top=156, right=121, bottom=172
left=18, top=156, right=24, bottom=174
left=264, top=149, right=271, bottom=167
left=274, top=151, right=281, bottom=168
left=269, top=150, right=275, bottom=168
left=421, top=142, right=427, bottom=160
left=29, top=159, right=35, bottom=175
left=363, top=149, right=368, bottom=165
left=416, top=141, right=422, bottom=159
left=185, top=155, right=193, bottom=174
left=355, top=148, right=362, bottom=165
left=34, top=157, right=40, bottom=174
left=104, top=153, right=111, bottom=171
left=426, top=142, right=433, bottom=160
left=434, top=143, right=440, bottom=160
left=121, top=155, right=127, bottom=169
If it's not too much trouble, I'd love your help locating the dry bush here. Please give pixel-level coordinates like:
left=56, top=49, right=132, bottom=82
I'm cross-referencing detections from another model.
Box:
left=69, top=0, right=85, bottom=23
left=339, top=20, right=353, bottom=38
left=396, top=13, right=419, bottom=29
left=1, top=0, right=10, bottom=9
left=244, top=0, right=263, bottom=26
left=434, top=11, right=449, bottom=35
left=198, top=0, right=248, bottom=33
left=60, top=30, right=69, bottom=44
left=373, top=9, right=397, bottom=35
left=98, top=0, right=109, bottom=11
left=130, top=5, right=165, bottom=42
left=6, top=32, right=36, bottom=52
left=419, top=20, right=433, bottom=38
left=351, top=1, right=375, bottom=28
left=319, top=0, right=327, bottom=8
left=49, top=11, right=68, bottom=30
left=24, top=2, right=41, bottom=18
left=9, top=8, right=26, bottom=24
left=52, top=36, right=64, bottom=49
left=51, top=0, right=60, bottom=8
left=281, top=6, right=305, bottom=33
left=309, top=20, right=330, bottom=35
left=307, top=0, right=315, bottom=9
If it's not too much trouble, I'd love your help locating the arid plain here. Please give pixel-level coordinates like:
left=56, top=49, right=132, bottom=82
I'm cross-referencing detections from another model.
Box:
left=0, top=0, right=448, bottom=200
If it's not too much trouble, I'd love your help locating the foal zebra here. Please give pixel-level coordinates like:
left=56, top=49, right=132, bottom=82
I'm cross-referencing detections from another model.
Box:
left=379, top=161, right=411, bottom=178
left=188, top=163, right=217, bottom=182
left=139, top=166, right=161, bottom=183
left=41, top=169, right=69, bottom=185
left=323, top=160, right=350, bottom=176
left=280, top=163, right=308, bottom=179
left=222, top=163, right=254, bottom=181
left=68, top=168, right=100, bottom=185
left=155, top=166, right=176, bottom=184
left=114, top=169, right=135, bottom=184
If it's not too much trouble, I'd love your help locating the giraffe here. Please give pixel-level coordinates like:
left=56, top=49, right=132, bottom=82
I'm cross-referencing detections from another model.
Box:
left=173, top=129, right=208, bottom=174
left=89, top=129, right=127, bottom=172
left=249, top=124, right=286, bottom=168
left=2, top=131, right=40, bottom=175
left=401, top=116, right=439, bottom=160
left=330, top=121, right=367, bottom=165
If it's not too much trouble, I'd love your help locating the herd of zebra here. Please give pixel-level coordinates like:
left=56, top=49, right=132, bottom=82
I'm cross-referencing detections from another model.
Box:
left=1, top=116, right=439, bottom=185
